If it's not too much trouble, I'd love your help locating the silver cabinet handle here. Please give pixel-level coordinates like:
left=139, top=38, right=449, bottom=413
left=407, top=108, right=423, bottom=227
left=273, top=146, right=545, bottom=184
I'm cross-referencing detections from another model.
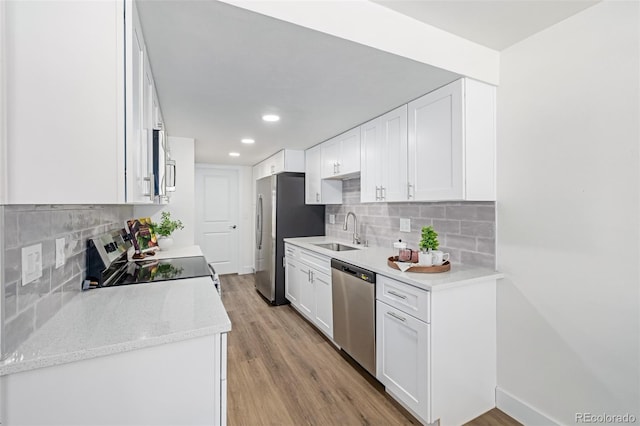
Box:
left=310, top=270, right=314, bottom=282
left=283, top=257, right=286, bottom=268
left=316, top=192, right=320, bottom=203
left=336, top=162, right=340, bottom=174
left=166, top=159, right=176, bottom=192
left=381, top=186, right=386, bottom=200
left=387, top=290, right=407, bottom=299
left=387, top=311, right=406, bottom=322
left=407, top=182, right=413, bottom=199
left=143, top=174, right=155, bottom=201
left=375, top=186, right=381, bottom=201
left=270, top=165, right=275, bottom=174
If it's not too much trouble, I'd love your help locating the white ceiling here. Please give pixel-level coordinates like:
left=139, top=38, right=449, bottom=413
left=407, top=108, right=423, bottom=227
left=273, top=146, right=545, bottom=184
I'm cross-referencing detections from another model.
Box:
left=373, top=0, right=600, bottom=50
left=137, top=0, right=599, bottom=166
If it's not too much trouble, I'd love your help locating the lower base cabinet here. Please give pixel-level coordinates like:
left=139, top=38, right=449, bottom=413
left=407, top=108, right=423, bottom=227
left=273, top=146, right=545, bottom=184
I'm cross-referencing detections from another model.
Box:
left=376, top=274, right=496, bottom=426
left=0, top=334, right=228, bottom=425
left=284, top=244, right=333, bottom=339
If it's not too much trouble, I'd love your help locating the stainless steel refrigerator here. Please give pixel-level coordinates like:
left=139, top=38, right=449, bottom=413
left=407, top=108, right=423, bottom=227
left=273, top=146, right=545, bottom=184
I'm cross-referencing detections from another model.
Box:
left=255, top=172, right=325, bottom=305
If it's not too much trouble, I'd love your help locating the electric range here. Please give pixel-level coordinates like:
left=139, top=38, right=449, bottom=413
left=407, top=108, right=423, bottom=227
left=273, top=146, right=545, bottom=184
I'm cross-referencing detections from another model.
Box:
left=85, top=230, right=212, bottom=290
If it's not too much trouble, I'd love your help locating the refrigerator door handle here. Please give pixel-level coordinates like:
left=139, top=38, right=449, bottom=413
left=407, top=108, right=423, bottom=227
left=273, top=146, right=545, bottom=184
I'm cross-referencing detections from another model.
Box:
left=257, top=194, right=263, bottom=250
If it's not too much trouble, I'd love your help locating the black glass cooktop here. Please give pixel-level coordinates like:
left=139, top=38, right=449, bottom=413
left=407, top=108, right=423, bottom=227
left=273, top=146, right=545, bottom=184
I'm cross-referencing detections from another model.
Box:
left=106, top=256, right=212, bottom=287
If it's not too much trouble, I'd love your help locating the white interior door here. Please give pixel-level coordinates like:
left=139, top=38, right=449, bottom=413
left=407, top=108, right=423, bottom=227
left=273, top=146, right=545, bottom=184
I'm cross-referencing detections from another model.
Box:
left=195, top=167, right=239, bottom=275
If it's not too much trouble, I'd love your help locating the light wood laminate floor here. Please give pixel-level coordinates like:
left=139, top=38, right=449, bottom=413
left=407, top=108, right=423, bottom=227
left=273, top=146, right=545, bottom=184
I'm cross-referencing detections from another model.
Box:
left=221, top=274, right=520, bottom=426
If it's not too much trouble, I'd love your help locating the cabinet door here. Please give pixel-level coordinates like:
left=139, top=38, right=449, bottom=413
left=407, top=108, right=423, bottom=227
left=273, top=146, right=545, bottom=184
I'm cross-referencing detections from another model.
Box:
left=376, top=301, right=430, bottom=423
left=360, top=117, right=381, bottom=203
left=127, top=6, right=154, bottom=204
left=320, top=138, right=341, bottom=178
left=338, top=127, right=360, bottom=176
left=380, top=105, right=408, bottom=202
left=408, top=80, right=463, bottom=201
left=313, top=270, right=333, bottom=338
left=297, top=264, right=314, bottom=319
left=305, top=145, right=322, bottom=204
left=285, top=258, right=300, bottom=307
left=305, top=145, right=342, bottom=205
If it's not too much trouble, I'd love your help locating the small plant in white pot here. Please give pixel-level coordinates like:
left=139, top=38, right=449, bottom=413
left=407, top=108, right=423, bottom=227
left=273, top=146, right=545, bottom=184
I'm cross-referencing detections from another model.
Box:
left=151, top=211, right=184, bottom=250
left=418, top=226, right=439, bottom=265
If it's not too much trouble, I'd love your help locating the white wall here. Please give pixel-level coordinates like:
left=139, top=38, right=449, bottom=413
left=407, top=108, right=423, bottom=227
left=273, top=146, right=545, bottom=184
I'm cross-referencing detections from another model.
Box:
left=134, top=136, right=195, bottom=248
left=496, top=2, right=639, bottom=424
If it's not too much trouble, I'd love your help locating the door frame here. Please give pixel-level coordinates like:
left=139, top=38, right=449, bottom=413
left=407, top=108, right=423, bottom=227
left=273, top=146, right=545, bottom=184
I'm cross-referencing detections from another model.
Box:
left=195, top=164, right=241, bottom=275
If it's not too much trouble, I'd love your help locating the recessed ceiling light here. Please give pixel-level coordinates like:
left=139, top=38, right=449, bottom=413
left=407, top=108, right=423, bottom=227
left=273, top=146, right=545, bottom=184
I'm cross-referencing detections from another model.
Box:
left=229, top=152, right=240, bottom=157
left=262, top=114, right=280, bottom=122
left=241, top=138, right=255, bottom=144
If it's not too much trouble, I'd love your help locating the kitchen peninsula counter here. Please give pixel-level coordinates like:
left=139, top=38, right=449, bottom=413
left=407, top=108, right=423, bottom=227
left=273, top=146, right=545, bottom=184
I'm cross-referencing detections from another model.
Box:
left=0, top=245, right=230, bottom=376
left=284, top=236, right=503, bottom=291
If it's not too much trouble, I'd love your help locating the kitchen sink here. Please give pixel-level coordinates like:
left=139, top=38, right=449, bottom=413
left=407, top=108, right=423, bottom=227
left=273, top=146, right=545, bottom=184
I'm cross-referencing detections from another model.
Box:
left=313, top=243, right=360, bottom=252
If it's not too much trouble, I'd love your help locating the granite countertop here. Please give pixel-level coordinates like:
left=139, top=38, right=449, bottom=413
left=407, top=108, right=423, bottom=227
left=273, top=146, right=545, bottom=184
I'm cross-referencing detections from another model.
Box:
left=0, top=246, right=231, bottom=377
left=284, top=236, right=503, bottom=292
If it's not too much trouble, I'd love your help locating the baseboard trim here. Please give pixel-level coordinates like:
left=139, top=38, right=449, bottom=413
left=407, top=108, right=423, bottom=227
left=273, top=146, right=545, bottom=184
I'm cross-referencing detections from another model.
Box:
left=238, top=266, right=254, bottom=275
left=496, top=387, right=561, bottom=426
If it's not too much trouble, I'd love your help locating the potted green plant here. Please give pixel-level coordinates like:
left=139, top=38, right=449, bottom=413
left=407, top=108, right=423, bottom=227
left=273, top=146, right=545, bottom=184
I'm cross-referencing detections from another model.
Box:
left=418, top=226, right=439, bottom=265
left=151, top=211, right=184, bottom=250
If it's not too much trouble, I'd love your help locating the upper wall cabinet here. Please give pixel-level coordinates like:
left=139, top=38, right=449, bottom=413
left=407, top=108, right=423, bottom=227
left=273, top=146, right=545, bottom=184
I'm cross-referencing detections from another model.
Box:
left=252, top=149, right=305, bottom=181
left=3, top=0, right=162, bottom=204
left=305, top=145, right=342, bottom=205
left=407, top=78, right=495, bottom=201
left=360, top=105, right=408, bottom=203
left=320, top=127, right=360, bottom=179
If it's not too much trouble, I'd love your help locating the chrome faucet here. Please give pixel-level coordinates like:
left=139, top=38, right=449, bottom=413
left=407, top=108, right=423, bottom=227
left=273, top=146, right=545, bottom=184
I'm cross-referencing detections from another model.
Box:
left=343, top=211, right=360, bottom=245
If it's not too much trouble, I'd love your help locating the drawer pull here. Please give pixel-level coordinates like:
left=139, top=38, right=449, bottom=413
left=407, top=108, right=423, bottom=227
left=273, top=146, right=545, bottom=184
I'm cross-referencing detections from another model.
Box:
left=387, top=311, right=406, bottom=322
left=387, top=290, right=407, bottom=299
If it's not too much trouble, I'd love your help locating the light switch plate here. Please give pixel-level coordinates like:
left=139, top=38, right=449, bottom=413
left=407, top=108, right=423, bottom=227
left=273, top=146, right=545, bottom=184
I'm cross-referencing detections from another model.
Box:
left=22, top=243, right=43, bottom=285
left=55, top=238, right=65, bottom=268
left=400, top=218, right=411, bottom=233
left=329, top=214, right=336, bottom=224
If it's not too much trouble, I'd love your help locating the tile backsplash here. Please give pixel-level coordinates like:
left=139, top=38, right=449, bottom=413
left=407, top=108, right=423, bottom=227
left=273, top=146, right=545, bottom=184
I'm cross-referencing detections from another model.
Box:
left=326, top=178, right=496, bottom=268
left=1, top=204, right=133, bottom=358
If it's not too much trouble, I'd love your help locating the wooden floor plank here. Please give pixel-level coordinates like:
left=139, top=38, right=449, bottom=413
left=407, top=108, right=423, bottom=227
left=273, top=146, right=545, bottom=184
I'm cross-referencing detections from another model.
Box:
left=221, top=273, right=520, bottom=426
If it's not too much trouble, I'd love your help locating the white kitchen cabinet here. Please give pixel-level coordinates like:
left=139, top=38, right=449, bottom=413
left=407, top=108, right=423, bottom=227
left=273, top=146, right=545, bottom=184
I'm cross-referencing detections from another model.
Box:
left=285, top=244, right=333, bottom=338
left=284, top=246, right=300, bottom=307
left=313, top=269, right=333, bottom=338
left=252, top=149, right=305, bottom=181
left=304, top=144, right=342, bottom=205
left=0, top=333, right=228, bottom=425
left=3, top=0, right=164, bottom=204
left=360, top=105, right=408, bottom=203
left=376, top=300, right=430, bottom=421
left=407, top=78, right=496, bottom=201
left=297, top=262, right=314, bottom=318
left=321, top=127, right=361, bottom=179
left=375, top=274, right=496, bottom=426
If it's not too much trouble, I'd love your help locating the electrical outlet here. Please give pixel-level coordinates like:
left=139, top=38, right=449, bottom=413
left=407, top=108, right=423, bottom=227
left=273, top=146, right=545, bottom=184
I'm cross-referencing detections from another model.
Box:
left=329, top=214, right=336, bottom=224
left=55, top=238, right=66, bottom=268
left=22, top=244, right=43, bottom=285
left=400, top=218, right=411, bottom=233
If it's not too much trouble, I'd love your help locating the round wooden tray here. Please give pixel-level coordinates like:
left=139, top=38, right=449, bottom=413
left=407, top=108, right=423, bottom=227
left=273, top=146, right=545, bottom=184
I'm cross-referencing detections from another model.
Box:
left=387, top=256, right=451, bottom=273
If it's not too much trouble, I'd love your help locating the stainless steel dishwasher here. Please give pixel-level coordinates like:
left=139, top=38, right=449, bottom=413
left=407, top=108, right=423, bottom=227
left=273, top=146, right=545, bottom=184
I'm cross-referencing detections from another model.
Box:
left=331, top=258, right=376, bottom=375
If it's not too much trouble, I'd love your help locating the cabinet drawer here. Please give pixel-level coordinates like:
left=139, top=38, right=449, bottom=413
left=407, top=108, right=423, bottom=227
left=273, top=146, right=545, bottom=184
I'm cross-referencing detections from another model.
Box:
left=376, top=275, right=430, bottom=323
left=299, top=248, right=331, bottom=275
left=285, top=243, right=299, bottom=260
